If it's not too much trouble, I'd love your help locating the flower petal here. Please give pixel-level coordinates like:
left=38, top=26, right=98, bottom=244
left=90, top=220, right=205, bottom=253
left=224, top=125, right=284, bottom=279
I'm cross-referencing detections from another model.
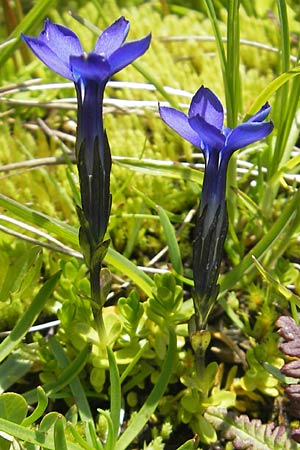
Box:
left=107, top=34, right=151, bottom=75
left=189, top=115, right=225, bottom=150
left=94, top=16, right=130, bottom=57
left=246, top=102, right=271, bottom=123
left=189, top=85, right=224, bottom=130
left=70, top=53, right=111, bottom=83
left=21, top=34, right=74, bottom=80
left=38, top=18, right=82, bottom=60
left=159, top=105, right=202, bottom=147
left=224, top=121, right=274, bottom=154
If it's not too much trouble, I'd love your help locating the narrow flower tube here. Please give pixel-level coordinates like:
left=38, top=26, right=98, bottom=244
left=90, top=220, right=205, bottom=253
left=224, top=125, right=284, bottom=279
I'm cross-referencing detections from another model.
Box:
left=22, top=18, right=151, bottom=338
left=159, top=86, right=273, bottom=329
left=22, top=17, right=151, bottom=248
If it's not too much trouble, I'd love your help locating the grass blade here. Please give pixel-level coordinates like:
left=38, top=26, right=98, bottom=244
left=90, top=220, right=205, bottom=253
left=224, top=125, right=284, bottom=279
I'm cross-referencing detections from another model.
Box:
left=54, top=416, right=68, bottom=450
left=0, top=417, right=83, bottom=450
left=0, top=0, right=56, bottom=67
left=244, top=67, right=300, bottom=118
left=106, top=347, right=121, bottom=449
left=116, top=328, right=177, bottom=450
left=0, top=271, right=61, bottom=363
left=220, top=188, right=300, bottom=294
left=157, top=205, right=183, bottom=275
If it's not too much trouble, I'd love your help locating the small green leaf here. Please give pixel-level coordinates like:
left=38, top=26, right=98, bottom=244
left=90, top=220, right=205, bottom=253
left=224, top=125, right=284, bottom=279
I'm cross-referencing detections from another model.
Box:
left=39, top=412, right=60, bottom=433
left=54, top=415, right=67, bottom=450
left=22, top=386, right=48, bottom=427
left=176, top=435, right=200, bottom=450
left=0, top=393, right=28, bottom=450
left=0, top=393, right=27, bottom=424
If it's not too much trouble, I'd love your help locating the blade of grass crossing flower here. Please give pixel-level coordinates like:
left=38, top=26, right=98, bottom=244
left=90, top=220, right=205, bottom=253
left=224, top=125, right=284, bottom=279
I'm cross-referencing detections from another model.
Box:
left=116, top=328, right=177, bottom=450
left=107, top=347, right=121, bottom=449
left=0, top=0, right=56, bottom=67
left=244, top=67, right=300, bottom=118
left=0, top=271, right=61, bottom=363
left=203, top=0, right=231, bottom=115
left=226, top=0, right=240, bottom=128
left=203, top=0, right=227, bottom=78
left=115, top=158, right=203, bottom=184
left=275, top=0, right=290, bottom=119
left=54, top=416, right=68, bottom=450
left=226, top=0, right=240, bottom=232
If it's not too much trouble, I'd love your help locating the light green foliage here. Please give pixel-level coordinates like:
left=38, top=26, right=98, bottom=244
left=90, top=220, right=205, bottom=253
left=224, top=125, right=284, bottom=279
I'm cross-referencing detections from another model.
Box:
left=147, top=273, right=184, bottom=327
left=238, top=337, right=284, bottom=397
left=179, top=363, right=236, bottom=443
left=0, top=0, right=300, bottom=448
left=118, top=290, right=143, bottom=335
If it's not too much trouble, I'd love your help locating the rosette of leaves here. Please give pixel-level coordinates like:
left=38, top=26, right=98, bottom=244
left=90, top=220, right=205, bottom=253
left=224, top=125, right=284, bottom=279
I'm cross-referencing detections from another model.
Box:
left=276, top=315, right=300, bottom=443
left=204, top=407, right=299, bottom=449
left=146, top=272, right=184, bottom=328
left=179, top=362, right=236, bottom=444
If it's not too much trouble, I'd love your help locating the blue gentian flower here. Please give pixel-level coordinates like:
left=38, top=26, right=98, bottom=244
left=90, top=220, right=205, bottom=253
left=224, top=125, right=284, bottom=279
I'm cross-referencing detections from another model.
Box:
left=159, top=86, right=273, bottom=328
left=22, top=17, right=151, bottom=245
left=159, top=86, right=273, bottom=229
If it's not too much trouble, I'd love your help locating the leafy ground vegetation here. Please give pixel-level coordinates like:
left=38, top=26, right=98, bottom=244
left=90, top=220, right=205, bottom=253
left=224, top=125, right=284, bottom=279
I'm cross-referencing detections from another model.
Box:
left=0, top=0, right=300, bottom=449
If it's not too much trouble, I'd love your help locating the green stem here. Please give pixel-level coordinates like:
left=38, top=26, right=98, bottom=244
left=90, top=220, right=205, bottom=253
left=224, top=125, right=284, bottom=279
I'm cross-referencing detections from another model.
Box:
left=195, top=346, right=206, bottom=379
left=90, top=261, right=106, bottom=343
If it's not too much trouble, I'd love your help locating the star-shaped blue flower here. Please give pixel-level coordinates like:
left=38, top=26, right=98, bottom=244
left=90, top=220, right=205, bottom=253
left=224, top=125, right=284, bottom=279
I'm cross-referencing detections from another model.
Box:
left=21, top=16, right=151, bottom=86
left=159, top=86, right=273, bottom=227
left=22, top=17, right=151, bottom=245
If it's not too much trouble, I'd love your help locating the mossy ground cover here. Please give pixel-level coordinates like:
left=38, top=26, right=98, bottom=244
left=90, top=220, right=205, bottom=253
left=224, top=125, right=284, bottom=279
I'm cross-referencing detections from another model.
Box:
left=0, top=1, right=300, bottom=449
